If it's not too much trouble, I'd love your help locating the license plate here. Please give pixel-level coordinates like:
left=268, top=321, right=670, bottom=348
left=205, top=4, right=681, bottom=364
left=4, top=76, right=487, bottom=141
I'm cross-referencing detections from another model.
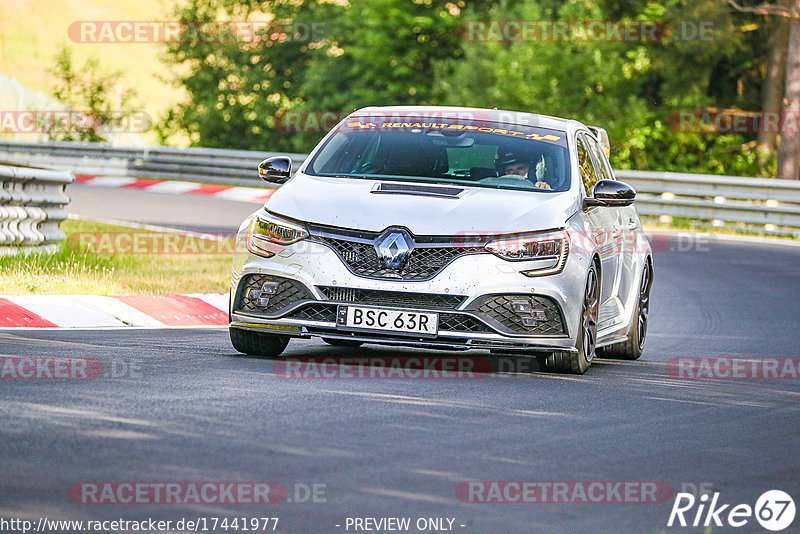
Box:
left=336, top=305, right=438, bottom=336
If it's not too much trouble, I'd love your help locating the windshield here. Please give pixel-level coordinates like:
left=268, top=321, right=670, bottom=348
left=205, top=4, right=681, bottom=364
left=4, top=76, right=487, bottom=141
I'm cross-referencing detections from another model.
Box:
left=305, top=116, right=571, bottom=192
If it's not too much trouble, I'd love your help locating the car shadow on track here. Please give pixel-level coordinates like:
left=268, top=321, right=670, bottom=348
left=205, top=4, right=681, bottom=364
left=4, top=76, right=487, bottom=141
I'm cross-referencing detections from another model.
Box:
left=222, top=342, right=631, bottom=379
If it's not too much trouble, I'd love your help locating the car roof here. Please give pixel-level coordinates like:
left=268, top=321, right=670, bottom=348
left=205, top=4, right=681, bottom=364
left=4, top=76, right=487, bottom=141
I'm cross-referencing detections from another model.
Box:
left=350, top=105, right=586, bottom=134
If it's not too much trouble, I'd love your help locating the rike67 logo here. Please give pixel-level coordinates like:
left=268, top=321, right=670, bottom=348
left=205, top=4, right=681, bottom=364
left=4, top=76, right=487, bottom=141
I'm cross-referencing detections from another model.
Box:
left=668, top=490, right=795, bottom=531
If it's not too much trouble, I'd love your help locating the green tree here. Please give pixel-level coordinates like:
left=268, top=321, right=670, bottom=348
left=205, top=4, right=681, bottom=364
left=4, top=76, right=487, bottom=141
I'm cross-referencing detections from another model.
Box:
left=160, top=0, right=486, bottom=152
left=725, top=0, right=800, bottom=180
left=49, top=47, right=137, bottom=142
left=161, top=0, right=779, bottom=177
left=438, top=0, right=773, bottom=176
left=158, top=0, right=317, bottom=150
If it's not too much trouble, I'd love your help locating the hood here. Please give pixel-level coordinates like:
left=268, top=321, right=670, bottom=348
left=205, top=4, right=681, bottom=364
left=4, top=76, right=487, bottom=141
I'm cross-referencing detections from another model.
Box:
left=266, top=173, right=578, bottom=235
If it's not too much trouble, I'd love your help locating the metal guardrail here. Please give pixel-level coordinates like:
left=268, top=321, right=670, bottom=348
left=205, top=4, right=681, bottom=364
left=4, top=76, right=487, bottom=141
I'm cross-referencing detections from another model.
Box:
left=0, top=140, right=798, bottom=237
left=0, top=140, right=306, bottom=187
left=616, top=170, right=800, bottom=236
left=0, top=163, right=74, bottom=251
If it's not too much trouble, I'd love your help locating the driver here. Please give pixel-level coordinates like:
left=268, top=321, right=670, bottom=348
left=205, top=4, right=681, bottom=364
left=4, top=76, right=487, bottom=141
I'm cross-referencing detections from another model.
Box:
left=495, top=151, right=551, bottom=190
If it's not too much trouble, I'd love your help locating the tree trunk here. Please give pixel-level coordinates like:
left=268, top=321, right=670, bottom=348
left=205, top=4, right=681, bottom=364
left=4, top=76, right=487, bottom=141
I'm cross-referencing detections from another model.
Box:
left=776, top=2, right=800, bottom=180
left=758, top=0, right=791, bottom=167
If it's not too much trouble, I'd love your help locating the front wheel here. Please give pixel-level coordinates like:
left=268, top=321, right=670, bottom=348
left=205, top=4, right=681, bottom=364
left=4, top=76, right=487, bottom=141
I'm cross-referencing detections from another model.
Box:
left=542, top=261, right=599, bottom=374
left=230, top=327, right=290, bottom=357
left=599, top=260, right=652, bottom=360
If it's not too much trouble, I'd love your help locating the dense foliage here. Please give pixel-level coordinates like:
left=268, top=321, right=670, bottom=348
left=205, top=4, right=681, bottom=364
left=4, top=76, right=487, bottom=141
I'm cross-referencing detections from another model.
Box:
left=159, top=0, right=782, bottom=176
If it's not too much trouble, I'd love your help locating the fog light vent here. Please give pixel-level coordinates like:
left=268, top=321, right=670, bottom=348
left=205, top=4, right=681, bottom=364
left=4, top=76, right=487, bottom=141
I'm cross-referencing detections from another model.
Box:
left=511, top=300, right=533, bottom=313
left=474, top=294, right=566, bottom=336
left=261, top=282, right=279, bottom=294
left=250, top=282, right=280, bottom=307
left=511, top=298, right=548, bottom=326
left=237, top=274, right=314, bottom=315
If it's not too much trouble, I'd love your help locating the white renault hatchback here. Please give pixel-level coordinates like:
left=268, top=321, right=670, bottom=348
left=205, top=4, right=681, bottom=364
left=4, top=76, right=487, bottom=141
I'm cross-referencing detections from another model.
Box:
left=229, top=106, right=653, bottom=374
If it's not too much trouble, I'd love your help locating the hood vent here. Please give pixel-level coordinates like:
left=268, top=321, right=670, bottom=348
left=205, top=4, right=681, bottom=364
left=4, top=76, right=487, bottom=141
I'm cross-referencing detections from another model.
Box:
left=371, top=182, right=464, bottom=199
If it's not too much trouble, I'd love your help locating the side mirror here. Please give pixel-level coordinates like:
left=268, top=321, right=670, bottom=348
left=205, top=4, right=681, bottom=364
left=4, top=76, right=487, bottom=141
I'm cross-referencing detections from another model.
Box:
left=583, top=179, right=636, bottom=208
left=258, top=156, right=292, bottom=184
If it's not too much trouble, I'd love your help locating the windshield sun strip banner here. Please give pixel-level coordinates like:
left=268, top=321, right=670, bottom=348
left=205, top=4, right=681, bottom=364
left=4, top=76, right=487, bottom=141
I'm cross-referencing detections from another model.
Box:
left=340, top=120, right=567, bottom=147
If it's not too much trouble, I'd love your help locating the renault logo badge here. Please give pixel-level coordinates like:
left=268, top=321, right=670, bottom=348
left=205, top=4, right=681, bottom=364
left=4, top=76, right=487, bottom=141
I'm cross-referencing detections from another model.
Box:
left=375, top=230, right=414, bottom=269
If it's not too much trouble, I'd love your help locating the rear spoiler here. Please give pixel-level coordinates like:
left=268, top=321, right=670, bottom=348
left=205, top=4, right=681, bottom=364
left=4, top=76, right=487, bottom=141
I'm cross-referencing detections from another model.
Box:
left=587, top=126, right=610, bottom=157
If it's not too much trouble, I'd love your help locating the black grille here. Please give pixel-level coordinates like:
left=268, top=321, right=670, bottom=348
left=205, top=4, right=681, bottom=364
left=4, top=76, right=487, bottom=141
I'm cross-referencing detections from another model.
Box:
left=316, top=236, right=478, bottom=281
left=318, top=287, right=465, bottom=310
left=403, top=247, right=463, bottom=278
left=235, top=274, right=314, bottom=316
left=472, top=295, right=565, bottom=336
left=321, top=238, right=379, bottom=269
left=439, top=313, right=492, bottom=333
left=289, top=304, right=337, bottom=322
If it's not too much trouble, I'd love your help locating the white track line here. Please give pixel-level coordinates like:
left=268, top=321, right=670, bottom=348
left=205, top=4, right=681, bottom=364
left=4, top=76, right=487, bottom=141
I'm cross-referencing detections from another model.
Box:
left=82, top=176, right=138, bottom=187
left=5, top=295, right=127, bottom=328
left=142, top=181, right=203, bottom=194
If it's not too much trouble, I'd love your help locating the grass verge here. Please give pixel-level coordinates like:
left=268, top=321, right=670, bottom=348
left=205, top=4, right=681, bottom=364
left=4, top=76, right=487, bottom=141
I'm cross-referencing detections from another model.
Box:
left=0, top=219, right=231, bottom=295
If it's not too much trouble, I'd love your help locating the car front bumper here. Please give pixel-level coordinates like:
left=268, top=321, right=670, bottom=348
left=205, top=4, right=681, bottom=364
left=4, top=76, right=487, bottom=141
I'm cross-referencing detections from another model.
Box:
left=230, top=228, right=589, bottom=353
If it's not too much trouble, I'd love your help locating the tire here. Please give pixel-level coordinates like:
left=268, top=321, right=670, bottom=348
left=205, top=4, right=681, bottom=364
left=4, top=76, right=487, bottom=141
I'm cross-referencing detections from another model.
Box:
left=229, top=327, right=290, bottom=357
left=598, top=259, right=652, bottom=360
left=542, top=260, right=600, bottom=374
left=322, top=338, right=364, bottom=348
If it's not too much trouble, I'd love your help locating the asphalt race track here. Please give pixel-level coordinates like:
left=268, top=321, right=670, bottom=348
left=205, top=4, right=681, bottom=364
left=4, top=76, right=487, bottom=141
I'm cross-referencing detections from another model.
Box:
left=66, top=184, right=261, bottom=233
left=2, top=185, right=799, bottom=533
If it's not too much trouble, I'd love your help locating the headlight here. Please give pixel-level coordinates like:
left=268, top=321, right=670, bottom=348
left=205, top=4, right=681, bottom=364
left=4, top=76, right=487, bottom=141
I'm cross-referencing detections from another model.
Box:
left=485, top=229, right=569, bottom=276
left=247, top=212, right=309, bottom=258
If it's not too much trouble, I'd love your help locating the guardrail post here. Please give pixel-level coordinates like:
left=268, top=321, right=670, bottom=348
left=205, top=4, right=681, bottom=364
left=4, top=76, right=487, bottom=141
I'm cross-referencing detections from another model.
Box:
left=0, top=164, right=75, bottom=253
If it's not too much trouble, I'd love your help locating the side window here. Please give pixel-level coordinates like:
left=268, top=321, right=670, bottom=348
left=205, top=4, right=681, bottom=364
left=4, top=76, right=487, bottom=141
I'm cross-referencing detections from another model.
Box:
left=576, top=135, right=598, bottom=194
left=585, top=134, right=614, bottom=182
